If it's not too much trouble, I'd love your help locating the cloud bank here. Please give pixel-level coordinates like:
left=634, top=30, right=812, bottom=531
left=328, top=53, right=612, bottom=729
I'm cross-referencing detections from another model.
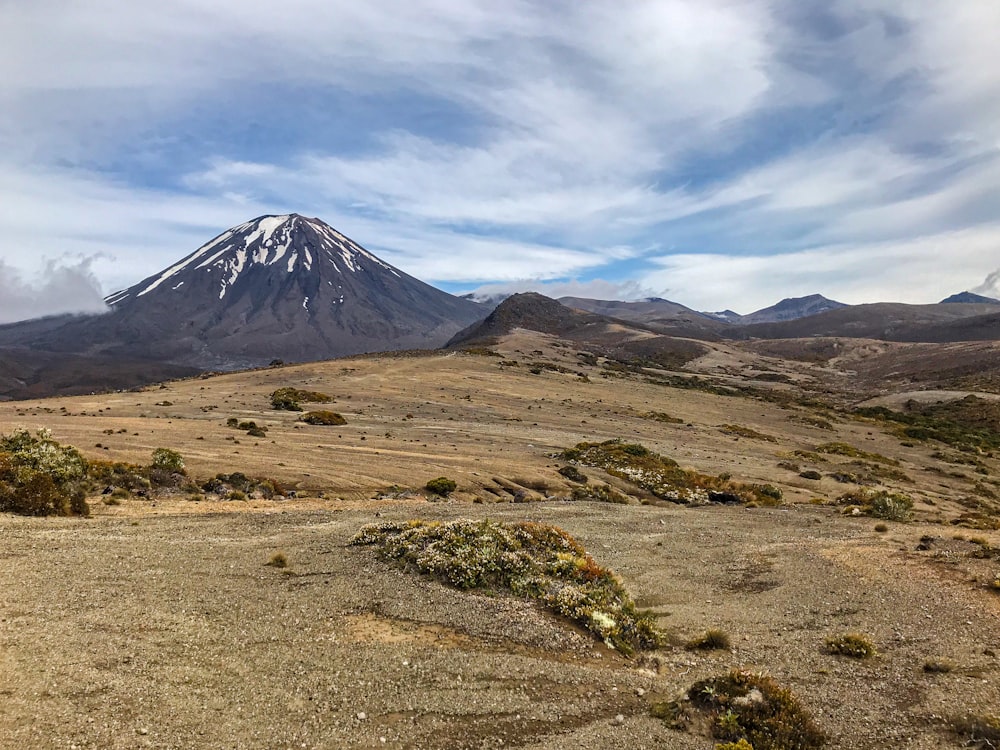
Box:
left=0, top=257, right=108, bottom=324
left=0, top=1, right=998, bottom=311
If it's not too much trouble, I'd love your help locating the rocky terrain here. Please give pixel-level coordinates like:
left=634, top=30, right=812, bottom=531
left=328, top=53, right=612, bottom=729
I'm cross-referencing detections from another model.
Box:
left=2, top=328, right=1000, bottom=748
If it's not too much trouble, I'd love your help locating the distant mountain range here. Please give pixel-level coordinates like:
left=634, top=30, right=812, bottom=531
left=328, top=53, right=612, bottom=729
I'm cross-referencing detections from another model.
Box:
left=0, top=212, right=998, bottom=402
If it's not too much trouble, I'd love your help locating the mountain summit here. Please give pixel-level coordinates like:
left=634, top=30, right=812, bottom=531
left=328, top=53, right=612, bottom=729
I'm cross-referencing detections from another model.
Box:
left=0, top=215, right=485, bottom=370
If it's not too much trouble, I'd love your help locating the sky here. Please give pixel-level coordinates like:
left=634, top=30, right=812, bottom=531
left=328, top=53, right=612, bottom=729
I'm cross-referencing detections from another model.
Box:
left=1, top=0, right=999, bottom=323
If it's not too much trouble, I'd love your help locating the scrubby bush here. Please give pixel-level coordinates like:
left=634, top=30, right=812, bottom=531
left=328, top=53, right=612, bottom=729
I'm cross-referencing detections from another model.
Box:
left=201, top=472, right=285, bottom=499
left=562, top=439, right=779, bottom=506
left=686, top=670, right=827, bottom=750
left=350, top=519, right=663, bottom=654
left=425, top=477, right=457, bottom=496
left=270, top=387, right=332, bottom=411
left=298, top=410, right=347, bottom=426
left=837, top=488, right=913, bottom=521
left=151, top=447, right=185, bottom=473
left=824, top=633, right=877, bottom=659
left=0, top=428, right=89, bottom=516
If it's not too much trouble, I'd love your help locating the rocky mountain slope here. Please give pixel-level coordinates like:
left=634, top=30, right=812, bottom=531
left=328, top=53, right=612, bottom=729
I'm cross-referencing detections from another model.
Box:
left=0, top=214, right=485, bottom=373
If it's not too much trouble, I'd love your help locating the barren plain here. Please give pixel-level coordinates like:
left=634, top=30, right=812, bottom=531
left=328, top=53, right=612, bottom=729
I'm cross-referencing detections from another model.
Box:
left=2, top=331, right=1000, bottom=749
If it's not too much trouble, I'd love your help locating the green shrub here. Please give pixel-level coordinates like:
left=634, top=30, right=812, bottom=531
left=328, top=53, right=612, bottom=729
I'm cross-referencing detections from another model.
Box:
left=824, top=633, right=877, bottom=659
left=151, top=447, right=185, bottom=473
left=350, top=519, right=663, bottom=654
left=425, top=477, right=457, bottom=496
left=298, top=410, right=347, bottom=426
left=0, top=428, right=89, bottom=516
left=270, top=387, right=332, bottom=411
left=687, top=670, right=826, bottom=750
left=837, top=488, right=913, bottom=521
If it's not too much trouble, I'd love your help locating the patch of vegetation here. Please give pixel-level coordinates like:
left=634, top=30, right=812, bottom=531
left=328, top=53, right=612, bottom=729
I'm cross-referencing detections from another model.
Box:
left=848, top=461, right=912, bottom=483
left=951, top=714, right=1000, bottom=746
left=837, top=488, right=913, bottom=521
left=270, top=387, right=333, bottom=411
left=87, top=459, right=151, bottom=492
left=799, top=470, right=822, bottom=481
left=298, top=410, right=347, bottom=426
left=815, top=442, right=899, bottom=466
left=266, top=551, right=288, bottom=568
left=350, top=519, right=663, bottom=654
left=823, top=633, right=877, bottom=659
left=720, top=424, right=778, bottom=443
left=684, top=670, right=827, bottom=750
left=856, top=397, right=1000, bottom=454
left=558, top=465, right=588, bottom=483
left=923, top=660, right=955, bottom=673
left=570, top=483, right=629, bottom=504
left=640, top=411, right=684, bottom=424
left=151, top=447, right=185, bottom=473
left=790, top=415, right=834, bottom=431
left=226, top=419, right=269, bottom=437
left=644, top=374, right=739, bottom=397
left=0, top=428, right=89, bottom=516
left=201, top=472, right=286, bottom=499
left=460, top=347, right=501, bottom=357
left=424, top=477, right=457, bottom=496
left=686, top=628, right=732, bottom=651
left=561, top=439, right=779, bottom=505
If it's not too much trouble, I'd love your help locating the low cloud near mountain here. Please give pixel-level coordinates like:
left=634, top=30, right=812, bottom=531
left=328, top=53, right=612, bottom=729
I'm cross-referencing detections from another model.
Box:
left=0, top=256, right=108, bottom=324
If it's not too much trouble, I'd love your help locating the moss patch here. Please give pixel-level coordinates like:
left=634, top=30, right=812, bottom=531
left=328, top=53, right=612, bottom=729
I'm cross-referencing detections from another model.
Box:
left=350, top=519, right=663, bottom=654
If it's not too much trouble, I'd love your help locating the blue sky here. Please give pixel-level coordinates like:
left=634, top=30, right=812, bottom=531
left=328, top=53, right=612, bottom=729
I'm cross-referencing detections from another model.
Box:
left=0, top=0, right=998, bottom=322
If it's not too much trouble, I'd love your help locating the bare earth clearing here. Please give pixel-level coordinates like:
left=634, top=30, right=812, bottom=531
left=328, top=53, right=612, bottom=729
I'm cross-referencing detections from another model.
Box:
left=2, top=331, right=1000, bottom=749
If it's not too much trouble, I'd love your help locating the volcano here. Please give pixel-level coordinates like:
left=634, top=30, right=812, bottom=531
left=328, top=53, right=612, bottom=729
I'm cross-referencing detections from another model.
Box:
left=0, top=214, right=486, bottom=371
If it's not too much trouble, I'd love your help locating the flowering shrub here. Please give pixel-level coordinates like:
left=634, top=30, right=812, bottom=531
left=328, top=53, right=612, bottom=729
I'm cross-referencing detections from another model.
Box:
left=0, top=428, right=89, bottom=516
left=351, top=518, right=663, bottom=654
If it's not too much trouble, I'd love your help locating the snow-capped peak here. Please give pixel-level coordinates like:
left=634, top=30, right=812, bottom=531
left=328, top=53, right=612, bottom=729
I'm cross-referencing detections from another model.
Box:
left=105, top=214, right=401, bottom=305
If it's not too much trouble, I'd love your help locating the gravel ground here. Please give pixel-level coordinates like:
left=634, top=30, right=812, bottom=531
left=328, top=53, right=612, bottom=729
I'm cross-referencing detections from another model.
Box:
left=3, top=498, right=999, bottom=749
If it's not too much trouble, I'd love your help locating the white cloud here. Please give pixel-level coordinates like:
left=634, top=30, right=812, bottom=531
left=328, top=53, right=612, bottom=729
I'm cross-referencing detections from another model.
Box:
left=973, top=270, right=1000, bottom=299
left=0, top=1, right=998, bottom=311
left=646, top=226, right=1000, bottom=313
left=0, top=256, right=109, bottom=324
left=464, top=278, right=659, bottom=303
